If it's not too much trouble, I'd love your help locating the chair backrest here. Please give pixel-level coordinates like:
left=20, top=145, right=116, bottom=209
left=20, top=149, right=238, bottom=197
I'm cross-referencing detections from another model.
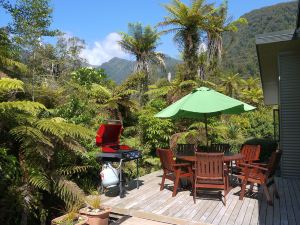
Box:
left=209, top=143, right=231, bottom=153
left=195, top=152, right=224, bottom=180
left=157, top=149, right=176, bottom=172
left=267, top=150, right=282, bottom=177
left=176, top=144, right=196, bottom=156
left=240, top=144, right=261, bottom=162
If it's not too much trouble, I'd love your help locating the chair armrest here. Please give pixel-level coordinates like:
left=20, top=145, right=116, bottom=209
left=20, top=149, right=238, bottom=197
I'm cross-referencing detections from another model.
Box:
left=239, top=163, right=268, bottom=171
left=252, top=162, right=268, bottom=167
left=172, top=163, right=191, bottom=168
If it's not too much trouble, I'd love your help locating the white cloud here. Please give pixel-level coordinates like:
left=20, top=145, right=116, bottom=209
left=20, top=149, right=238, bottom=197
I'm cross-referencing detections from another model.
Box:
left=80, top=33, right=129, bottom=66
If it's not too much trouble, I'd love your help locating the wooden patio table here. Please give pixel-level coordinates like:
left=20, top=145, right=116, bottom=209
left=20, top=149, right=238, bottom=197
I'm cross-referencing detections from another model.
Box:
left=176, top=153, right=244, bottom=186
left=176, top=153, right=244, bottom=163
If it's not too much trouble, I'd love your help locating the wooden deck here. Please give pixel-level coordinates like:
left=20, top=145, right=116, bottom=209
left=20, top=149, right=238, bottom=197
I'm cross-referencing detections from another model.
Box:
left=102, top=171, right=300, bottom=225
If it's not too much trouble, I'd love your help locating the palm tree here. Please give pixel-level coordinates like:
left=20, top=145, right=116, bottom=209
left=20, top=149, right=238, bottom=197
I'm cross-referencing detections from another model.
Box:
left=206, top=0, right=247, bottom=65
left=158, top=0, right=212, bottom=81
left=118, top=23, right=165, bottom=105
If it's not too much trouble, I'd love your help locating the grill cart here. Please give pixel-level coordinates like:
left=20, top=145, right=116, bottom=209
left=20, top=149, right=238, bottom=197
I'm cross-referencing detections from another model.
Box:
left=96, top=122, right=141, bottom=198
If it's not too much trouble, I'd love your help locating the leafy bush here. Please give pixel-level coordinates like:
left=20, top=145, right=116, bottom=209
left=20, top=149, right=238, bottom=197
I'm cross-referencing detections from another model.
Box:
left=138, top=109, right=174, bottom=154
left=72, top=67, right=107, bottom=86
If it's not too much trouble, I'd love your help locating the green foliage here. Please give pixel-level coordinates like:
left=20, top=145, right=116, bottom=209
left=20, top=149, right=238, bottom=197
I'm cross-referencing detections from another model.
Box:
left=71, top=67, right=107, bottom=86
left=222, top=1, right=297, bottom=75
left=139, top=108, right=174, bottom=152
left=119, top=23, right=165, bottom=105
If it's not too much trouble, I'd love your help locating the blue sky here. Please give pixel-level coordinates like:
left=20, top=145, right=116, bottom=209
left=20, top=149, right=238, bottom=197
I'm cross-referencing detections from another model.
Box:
left=0, top=0, right=292, bottom=65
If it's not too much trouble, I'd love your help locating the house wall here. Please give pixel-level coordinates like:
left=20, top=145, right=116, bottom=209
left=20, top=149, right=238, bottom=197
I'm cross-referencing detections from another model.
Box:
left=279, top=52, right=300, bottom=178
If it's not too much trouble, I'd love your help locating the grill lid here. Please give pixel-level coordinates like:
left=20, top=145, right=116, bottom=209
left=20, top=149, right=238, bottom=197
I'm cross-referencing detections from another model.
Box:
left=96, top=124, right=123, bottom=146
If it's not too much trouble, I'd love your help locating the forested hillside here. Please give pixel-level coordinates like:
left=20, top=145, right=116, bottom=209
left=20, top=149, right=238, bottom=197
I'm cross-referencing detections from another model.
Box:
left=99, top=56, right=181, bottom=83
left=222, top=1, right=298, bottom=75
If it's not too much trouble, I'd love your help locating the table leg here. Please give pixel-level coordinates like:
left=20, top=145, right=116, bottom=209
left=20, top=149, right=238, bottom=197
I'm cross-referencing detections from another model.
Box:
left=136, top=158, right=139, bottom=189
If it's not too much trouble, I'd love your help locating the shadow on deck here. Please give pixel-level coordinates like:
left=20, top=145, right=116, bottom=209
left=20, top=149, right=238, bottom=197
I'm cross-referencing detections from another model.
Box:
left=101, top=170, right=300, bottom=225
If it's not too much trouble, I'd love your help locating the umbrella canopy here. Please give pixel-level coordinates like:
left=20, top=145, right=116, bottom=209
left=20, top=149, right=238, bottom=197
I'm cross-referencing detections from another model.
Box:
left=155, top=87, right=255, bottom=119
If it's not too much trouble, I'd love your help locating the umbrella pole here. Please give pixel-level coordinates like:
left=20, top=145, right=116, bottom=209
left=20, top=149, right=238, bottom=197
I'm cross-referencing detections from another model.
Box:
left=205, top=114, right=208, bottom=147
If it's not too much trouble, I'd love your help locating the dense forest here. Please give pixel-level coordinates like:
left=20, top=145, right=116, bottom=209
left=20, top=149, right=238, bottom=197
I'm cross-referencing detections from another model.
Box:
left=222, top=1, right=298, bottom=75
left=0, top=0, right=292, bottom=224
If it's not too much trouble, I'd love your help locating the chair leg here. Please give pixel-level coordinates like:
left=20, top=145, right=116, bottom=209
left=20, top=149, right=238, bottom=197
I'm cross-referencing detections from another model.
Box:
left=273, top=180, right=280, bottom=199
left=262, top=184, right=273, bottom=205
left=239, top=179, right=247, bottom=200
left=172, top=172, right=180, bottom=197
left=193, top=184, right=196, bottom=204
left=160, top=172, right=166, bottom=191
left=249, top=183, right=254, bottom=193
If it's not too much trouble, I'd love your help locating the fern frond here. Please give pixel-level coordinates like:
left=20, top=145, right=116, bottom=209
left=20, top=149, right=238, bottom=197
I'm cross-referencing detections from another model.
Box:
left=10, top=126, right=54, bottom=148
left=37, top=118, right=94, bottom=141
left=0, top=78, right=24, bottom=94
left=0, top=101, right=46, bottom=114
left=29, top=172, right=51, bottom=192
left=0, top=56, right=28, bottom=74
left=62, top=140, right=86, bottom=154
left=59, top=166, right=92, bottom=176
left=56, top=179, right=85, bottom=207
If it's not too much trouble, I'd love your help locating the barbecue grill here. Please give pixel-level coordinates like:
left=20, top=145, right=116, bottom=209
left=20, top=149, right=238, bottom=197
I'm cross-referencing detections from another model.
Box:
left=96, top=122, right=141, bottom=198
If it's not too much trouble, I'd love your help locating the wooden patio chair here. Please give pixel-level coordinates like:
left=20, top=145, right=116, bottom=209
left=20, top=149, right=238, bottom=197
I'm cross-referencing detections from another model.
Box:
left=209, top=143, right=231, bottom=153
left=176, top=144, right=196, bottom=156
left=193, top=152, right=229, bottom=205
left=238, top=150, right=282, bottom=205
left=234, top=144, right=261, bottom=174
left=157, top=148, right=193, bottom=197
left=239, top=144, right=261, bottom=164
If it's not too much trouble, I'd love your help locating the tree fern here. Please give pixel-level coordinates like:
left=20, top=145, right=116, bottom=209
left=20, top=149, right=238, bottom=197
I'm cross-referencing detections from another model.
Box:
left=56, top=179, right=85, bottom=208
left=0, top=101, right=46, bottom=114
left=9, top=126, right=54, bottom=149
left=0, top=77, right=24, bottom=94
left=59, top=166, right=91, bottom=176
left=28, top=172, right=51, bottom=192
left=36, top=118, right=94, bottom=142
left=0, top=55, right=28, bottom=74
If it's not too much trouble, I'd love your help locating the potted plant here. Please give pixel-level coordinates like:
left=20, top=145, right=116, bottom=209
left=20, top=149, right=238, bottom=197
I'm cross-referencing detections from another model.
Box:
left=51, top=205, right=88, bottom=225
left=79, top=195, right=111, bottom=225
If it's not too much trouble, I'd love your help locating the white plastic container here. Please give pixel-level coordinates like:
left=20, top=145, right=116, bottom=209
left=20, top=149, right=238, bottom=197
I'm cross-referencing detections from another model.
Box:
left=100, top=163, right=119, bottom=188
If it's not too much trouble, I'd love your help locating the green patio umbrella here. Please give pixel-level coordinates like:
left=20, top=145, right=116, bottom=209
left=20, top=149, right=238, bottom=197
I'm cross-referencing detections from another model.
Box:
left=155, top=87, right=256, bottom=145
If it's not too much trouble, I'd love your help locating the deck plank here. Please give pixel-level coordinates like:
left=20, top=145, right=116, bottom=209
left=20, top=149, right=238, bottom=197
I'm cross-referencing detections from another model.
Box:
left=217, top=194, right=239, bottom=225
left=242, top=197, right=256, bottom=225
left=225, top=197, right=243, bottom=225
left=290, top=179, right=300, bottom=225
left=99, top=171, right=299, bottom=225
left=273, top=179, right=280, bottom=225
left=278, top=178, right=288, bottom=225
left=211, top=192, right=235, bottom=225
left=282, top=179, right=296, bottom=225
left=234, top=197, right=250, bottom=225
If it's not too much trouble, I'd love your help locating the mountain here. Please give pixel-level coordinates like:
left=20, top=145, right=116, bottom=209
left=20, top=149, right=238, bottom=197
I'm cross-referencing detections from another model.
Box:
left=222, top=1, right=298, bottom=75
left=99, top=56, right=181, bottom=84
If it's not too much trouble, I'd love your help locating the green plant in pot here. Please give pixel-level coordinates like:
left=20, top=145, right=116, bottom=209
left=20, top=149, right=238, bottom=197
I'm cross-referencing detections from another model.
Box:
left=51, top=204, right=88, bottom=225
left=79, top=195, right=112, bottom=225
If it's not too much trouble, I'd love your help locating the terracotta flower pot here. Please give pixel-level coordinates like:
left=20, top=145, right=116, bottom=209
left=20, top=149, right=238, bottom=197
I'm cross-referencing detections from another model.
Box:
left=51, top=214, right=88, bottom=225
left=79, top=207, right=111, bottom=225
